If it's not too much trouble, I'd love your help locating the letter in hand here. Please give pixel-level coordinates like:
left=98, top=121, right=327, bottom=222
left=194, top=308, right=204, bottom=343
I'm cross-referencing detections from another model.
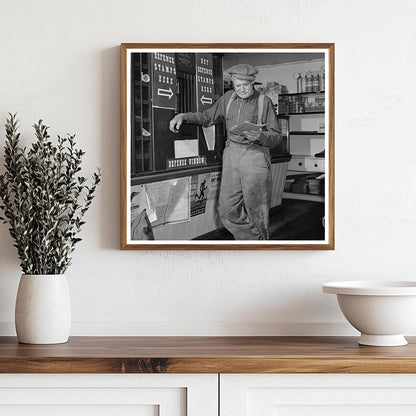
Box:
left=169, top=114, right=185, bottom=133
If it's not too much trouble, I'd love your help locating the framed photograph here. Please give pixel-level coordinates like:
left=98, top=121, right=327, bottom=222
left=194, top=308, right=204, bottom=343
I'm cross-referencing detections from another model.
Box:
left=121, top=43, right=334, bottom=250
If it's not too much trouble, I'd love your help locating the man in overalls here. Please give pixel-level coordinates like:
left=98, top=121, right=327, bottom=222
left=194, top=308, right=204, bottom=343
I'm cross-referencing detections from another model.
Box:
left=169, top=64, right=281, bottom=240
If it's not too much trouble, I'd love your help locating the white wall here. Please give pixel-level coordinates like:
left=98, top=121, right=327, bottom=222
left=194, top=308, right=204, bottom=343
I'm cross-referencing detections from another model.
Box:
left=256, top=60, right=325, bottom=94
left=0, top=0, right=415, bottom=337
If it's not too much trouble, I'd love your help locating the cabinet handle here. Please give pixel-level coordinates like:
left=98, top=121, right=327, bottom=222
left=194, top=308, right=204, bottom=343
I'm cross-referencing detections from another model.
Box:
left=298, top=162, right=303, bottom=166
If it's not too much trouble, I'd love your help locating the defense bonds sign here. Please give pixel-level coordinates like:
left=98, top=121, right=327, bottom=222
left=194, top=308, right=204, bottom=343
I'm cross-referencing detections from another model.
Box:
left=195, top=53, right=214, bottom=112
left=152, top=52, right=176, bottom=110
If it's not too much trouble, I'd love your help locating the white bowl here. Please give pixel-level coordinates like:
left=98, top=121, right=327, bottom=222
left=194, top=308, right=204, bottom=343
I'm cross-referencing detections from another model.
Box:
left=322, top=281, right=416, bottom=346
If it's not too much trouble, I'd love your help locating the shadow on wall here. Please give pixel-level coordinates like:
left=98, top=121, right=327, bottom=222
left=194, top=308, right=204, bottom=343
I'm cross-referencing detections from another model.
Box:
left=100, top=46, right=121, bottom=250
left=227, top=285, right=334, bottom=335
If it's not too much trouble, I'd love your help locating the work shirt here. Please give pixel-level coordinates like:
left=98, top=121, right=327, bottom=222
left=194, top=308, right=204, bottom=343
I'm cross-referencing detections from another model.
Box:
left=183, top=90, right=281, bottom=148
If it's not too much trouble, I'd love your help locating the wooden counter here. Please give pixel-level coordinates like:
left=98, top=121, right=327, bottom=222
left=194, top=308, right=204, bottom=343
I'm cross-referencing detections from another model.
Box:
left=1, top=336, right=416, bottom=374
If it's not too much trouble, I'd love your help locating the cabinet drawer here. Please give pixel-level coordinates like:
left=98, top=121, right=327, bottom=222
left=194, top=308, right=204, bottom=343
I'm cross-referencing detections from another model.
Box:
left=288, top=156, right=307, bottom=171
left=305, top=157, right=324, bottom=172
left=0, top=374, right=218, bottom=416
left=221, top=374, right=416, bottom=416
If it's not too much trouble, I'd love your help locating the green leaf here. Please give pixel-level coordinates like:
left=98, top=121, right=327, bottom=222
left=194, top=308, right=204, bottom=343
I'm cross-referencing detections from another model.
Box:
left=0, top=114, right=101, bottom=274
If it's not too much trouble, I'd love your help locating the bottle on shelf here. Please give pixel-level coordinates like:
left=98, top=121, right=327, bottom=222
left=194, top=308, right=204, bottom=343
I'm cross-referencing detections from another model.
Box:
left=313, top=72, right=320, bottom=92
left=320, top=65, right=325, bottom=92
left=306, top=72, right=312, bottom=93
left=301, top=72, right=307, bottom=93
left=320, top=71, right=325, bottom=92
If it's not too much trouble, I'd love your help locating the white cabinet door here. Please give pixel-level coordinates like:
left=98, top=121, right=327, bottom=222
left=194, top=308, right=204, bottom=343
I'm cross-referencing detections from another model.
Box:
left=221, top=374, right=416, bottom=416
left=0, top=374, right=217, bottom=416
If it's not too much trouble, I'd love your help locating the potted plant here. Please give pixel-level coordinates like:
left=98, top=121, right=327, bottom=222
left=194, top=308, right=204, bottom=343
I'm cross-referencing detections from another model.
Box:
left=0, top=114, right=101, bottom=344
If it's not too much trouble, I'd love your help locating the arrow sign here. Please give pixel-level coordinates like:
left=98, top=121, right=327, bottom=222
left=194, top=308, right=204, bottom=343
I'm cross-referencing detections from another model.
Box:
left=157, top=88, right=174, bottom=100
left=200, top=95, right=212, bottom=106
left=196, top=53, right=214, bottom=112
left=152, top=53, right=176, bottom=109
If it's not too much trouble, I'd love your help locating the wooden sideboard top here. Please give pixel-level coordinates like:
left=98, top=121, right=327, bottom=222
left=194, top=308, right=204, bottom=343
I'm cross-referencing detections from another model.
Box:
left=0, top=336, right=416, bottom=374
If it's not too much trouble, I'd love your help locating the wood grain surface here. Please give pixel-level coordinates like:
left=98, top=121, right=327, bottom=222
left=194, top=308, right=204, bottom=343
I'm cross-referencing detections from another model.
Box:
left=0, top=336, right=415, bottom=374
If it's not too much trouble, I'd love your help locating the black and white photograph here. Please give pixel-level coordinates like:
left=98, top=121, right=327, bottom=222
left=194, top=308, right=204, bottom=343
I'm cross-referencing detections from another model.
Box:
left=121, top=44, right=334, bottom=249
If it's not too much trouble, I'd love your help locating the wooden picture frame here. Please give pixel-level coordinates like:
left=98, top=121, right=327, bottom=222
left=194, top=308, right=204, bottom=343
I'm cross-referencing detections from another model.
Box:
left=121, top=43, right=334, bottom=250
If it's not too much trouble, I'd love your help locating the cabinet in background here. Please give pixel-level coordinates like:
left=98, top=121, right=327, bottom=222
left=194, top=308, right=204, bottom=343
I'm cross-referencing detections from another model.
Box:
left=0, top=374, right=218, bottom=416
left=221, top=374, right=416, bottom=416
left=279, top=92, right=325, bottom=202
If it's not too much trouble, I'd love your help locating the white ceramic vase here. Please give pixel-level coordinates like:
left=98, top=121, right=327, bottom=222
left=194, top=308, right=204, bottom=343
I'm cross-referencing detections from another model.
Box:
left=15, top=274, right=71, bottom=344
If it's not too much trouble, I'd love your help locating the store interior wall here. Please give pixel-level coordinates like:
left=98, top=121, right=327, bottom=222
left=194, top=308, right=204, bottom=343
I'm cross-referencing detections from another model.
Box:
left=0, top=0, right=415, bottom=336
left=255, top=60, right=325, bottom=94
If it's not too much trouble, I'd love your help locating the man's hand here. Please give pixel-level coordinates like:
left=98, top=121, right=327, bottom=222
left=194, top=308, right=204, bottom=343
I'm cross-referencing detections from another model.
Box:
left=169, top=114, right=185, bottom=133
left=242, top=130, right=262, bottom=142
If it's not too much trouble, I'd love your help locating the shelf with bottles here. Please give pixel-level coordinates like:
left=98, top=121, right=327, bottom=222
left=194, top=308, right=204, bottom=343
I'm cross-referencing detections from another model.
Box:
left=278, top=67, right=326, bottom=115
left=278, top=92, right=325, bottom=115
left=293, top=69, right=325, bottom=94
left=283, top=172, right=325, bottom=203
